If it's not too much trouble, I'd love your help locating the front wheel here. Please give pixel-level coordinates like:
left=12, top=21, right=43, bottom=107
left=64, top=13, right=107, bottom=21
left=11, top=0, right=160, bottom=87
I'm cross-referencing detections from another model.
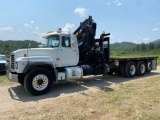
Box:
left=24, top=68, right=53, bottom=96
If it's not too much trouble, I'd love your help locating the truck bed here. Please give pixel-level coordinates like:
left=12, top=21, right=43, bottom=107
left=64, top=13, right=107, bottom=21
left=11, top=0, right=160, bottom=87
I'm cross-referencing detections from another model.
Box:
left=110, top=56, right=159, bottom=62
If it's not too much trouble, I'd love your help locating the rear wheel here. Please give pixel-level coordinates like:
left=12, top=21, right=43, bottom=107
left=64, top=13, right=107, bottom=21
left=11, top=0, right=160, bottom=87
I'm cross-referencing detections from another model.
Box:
left=125, top=61, right=136, bottom=78
left=136, top=61, right=146, bottom=76
left=24, top=68, right=53, bottom=96
left=146, top=60, right=152, bottom=73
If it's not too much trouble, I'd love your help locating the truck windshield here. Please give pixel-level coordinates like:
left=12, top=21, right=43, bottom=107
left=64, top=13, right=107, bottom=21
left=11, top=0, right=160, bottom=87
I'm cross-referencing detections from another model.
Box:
left=0, top=56, right=6, bottom=61
left=46, top=35, right=59, bottom=47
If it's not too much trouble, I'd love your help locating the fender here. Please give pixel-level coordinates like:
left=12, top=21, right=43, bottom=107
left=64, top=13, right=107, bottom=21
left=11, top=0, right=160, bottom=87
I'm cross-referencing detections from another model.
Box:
left=23, top=62, right=58, bottom=83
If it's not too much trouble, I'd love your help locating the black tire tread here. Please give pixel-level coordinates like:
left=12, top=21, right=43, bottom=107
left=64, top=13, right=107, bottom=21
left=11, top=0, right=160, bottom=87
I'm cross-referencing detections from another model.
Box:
left=146, top=60, right=152, bottom=73
left=125, top=61, right=136, bottom=78
left=24, top=68, right=53, bottom=96
left=136, top=61, right=146, bottom=76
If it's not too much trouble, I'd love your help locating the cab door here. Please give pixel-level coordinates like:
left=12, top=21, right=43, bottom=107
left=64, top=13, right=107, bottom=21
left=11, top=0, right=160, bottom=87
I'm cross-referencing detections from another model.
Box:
left=61, top=36, right=77, bottom=65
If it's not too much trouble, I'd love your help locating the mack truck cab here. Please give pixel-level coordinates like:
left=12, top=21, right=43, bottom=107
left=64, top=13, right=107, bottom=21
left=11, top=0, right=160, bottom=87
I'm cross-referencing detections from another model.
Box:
left=44, top=29, right=79, bottom=66
left=8, top=29, right=85, bottom=95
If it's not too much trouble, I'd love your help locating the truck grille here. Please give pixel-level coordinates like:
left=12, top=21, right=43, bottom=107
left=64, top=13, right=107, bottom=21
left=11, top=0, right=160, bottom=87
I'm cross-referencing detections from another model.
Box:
left=11, top=54, right=15, bottom=69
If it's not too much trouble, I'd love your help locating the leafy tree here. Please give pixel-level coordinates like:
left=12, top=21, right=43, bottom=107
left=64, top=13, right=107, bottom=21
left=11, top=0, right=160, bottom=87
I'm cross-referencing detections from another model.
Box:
left=140, top=43, right=147, bottom=51
left=136, top=44, right=140, bottom=51
left=148, top=43, right=155, bottom=50
left=156, top=43, right=160, bottom=49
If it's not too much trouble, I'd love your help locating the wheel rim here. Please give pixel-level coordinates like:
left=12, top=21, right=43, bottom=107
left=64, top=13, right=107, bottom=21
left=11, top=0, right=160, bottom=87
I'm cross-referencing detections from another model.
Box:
left=140, top=64, right=145, bottom=73
left=130, top=65, right=136, bottom=75
left=32, top=74, right=49, bottom=91
left=147, top=62, right=151, bottom=71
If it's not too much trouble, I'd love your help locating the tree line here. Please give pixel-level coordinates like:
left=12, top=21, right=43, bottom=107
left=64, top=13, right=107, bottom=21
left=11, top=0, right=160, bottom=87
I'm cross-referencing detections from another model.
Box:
left=110, top=41, right=160, bottom=56
left=0, top=40, right=40, bottom=57
left=134, top=42, right=160, bottom=51
left=0, top=40, right=160, bottom=57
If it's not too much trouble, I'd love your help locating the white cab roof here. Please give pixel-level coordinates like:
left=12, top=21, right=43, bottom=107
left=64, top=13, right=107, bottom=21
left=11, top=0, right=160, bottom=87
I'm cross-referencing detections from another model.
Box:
left=43, top=30, right=71, bottom=39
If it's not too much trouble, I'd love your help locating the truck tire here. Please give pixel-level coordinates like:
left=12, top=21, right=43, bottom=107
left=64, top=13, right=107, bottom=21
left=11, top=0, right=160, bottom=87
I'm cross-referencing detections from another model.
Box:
left=136, top=61, right=146, bottom=76
left=125, top=61, right=136, bottom=78
left=24, top=68, right=53, bottom=96
left=146, top=60, right=152, bottom=73
left=120, top=62, right=126, bottom=77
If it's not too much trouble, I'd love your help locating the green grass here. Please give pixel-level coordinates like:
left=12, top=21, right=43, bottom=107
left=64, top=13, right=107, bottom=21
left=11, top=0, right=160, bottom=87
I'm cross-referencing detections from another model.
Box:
left=57, top=75, right=160, bottom=120
left=104, top=76, right=160, bottom=119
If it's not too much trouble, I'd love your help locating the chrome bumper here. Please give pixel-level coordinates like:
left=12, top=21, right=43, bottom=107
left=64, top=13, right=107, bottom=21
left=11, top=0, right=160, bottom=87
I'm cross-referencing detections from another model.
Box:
left=7, top=70, right=18, bottom=83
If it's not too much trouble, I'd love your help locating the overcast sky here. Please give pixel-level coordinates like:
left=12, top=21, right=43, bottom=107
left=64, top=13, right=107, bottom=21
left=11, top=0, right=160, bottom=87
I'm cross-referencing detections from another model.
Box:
left=0, top=0, right=160, bottom=43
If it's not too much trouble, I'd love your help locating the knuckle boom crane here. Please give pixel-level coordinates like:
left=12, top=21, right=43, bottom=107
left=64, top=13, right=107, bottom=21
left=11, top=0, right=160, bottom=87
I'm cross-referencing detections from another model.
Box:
left=74, top=16, right=110, bottom=76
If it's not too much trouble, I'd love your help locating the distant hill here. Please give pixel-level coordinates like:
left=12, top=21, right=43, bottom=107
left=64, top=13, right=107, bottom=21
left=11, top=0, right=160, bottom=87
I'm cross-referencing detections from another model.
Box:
left=0, top=40, right=40, bottom=57
left=110, top=42, right=136, bottom=51
left=150, top=39, right=160, bottom=43
left=110, top=40, right=160, bottom=56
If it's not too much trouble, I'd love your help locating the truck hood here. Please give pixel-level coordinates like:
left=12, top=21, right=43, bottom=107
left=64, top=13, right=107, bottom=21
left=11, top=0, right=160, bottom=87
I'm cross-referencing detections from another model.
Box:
left=12, top=48, right=57, bottom=61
